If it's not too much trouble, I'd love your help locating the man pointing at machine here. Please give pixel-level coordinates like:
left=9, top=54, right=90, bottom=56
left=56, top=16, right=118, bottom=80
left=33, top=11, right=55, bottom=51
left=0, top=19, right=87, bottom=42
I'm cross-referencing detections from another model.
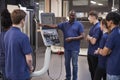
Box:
left=38, top=10, right=84, bottom=80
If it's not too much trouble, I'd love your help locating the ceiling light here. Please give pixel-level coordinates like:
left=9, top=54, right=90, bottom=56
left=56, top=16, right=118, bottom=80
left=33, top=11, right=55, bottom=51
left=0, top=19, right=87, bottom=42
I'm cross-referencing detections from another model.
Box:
left=98, top=3, right=103, bottom=6
left=90, top=1, right=96, bottom=4
left=36, top=2, right=39, bottom=5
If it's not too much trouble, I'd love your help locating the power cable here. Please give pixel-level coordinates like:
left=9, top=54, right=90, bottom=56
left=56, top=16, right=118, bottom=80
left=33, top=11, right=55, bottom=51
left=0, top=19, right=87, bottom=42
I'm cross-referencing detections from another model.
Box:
left=47, top=52, right=63, bottom=80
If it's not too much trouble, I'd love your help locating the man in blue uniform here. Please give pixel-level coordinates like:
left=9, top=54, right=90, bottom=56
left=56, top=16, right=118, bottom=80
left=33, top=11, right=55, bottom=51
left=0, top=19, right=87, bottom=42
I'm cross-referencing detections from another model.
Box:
left=0, top=9, right=12, bottom=80
left=38, top=10, right=84, bottom=80
left=86, top=10, right=102, bottom=80
left=100, top=12, right=120, bottom=80
left=4, top=9, right=33, bottom=80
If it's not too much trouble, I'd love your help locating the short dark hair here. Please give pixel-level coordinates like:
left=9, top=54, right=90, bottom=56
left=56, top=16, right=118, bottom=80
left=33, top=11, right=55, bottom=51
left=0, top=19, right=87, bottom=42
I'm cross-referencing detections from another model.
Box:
left=11, top=9, right=26, bottom=24
left=106, top=12, right=120, bottom=25
left=1, top=9, right=12, bottom=29
left=89, top=10, right=98, bottom=19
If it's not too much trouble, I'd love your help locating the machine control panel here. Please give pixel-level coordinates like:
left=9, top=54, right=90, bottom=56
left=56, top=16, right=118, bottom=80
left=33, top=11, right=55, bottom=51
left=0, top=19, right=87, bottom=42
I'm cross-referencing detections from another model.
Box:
left=40, top=13, right=60, bottom=46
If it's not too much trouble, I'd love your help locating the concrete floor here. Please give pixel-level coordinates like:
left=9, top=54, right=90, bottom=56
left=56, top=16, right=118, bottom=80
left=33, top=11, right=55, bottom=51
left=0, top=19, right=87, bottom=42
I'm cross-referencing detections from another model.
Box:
left=32, top=47, right=91, bottom=80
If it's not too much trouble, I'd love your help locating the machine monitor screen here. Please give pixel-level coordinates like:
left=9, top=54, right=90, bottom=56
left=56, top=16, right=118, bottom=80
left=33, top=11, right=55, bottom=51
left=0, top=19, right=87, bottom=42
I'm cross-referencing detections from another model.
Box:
left=40, top=13, right=55, bottom=29
left=40, top=13, right=60, bottom=46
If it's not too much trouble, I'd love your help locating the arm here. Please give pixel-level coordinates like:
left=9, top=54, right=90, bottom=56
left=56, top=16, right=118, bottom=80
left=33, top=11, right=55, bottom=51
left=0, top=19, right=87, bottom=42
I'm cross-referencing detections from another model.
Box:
left=38, top=23, right=58, bottom=28
left=73, top=33, right=85, bottom=40
left=86, top=35, right=97, bottom=45
left=99, top=32, right=114, bottom=56
left=25, top=53, right=34, bottom=73
left=87, top=27, right=102, bottom=45
left=66, top=32, right=85, bottom=42
left=22, top=36, right=33, bottom=72
left=99, top=47, right=111, bottom=56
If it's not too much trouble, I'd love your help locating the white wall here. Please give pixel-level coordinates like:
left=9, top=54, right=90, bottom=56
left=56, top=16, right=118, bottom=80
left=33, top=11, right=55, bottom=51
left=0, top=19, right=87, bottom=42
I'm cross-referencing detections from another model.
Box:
left=51, top=0, right=62, bottom=17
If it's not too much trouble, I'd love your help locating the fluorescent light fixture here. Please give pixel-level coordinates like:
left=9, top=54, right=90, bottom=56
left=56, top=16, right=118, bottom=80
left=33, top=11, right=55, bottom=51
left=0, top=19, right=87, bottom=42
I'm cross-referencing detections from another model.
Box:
left=111, top=7, right=118, bottom=12
left=36, top=2, right=39, bottom=5
left=90, top=1, right=96, bottom=4
left=98, top=3, right=103, bottom=6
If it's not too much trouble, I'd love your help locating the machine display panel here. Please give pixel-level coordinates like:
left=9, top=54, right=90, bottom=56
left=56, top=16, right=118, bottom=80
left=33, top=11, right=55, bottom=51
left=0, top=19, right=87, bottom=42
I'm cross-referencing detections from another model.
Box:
left=40, top=13, right=55, bottom=29
left=40, top=13, right=60, bottom=46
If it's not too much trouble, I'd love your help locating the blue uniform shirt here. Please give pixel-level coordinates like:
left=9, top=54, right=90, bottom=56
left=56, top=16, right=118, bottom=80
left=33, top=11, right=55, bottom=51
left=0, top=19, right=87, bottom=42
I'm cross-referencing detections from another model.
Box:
left=58, top=20, right=84, bottom=51
left=88, top=22, right=102, bottom=55
left=98, top=32, right=108, bottom=69
left=105, top=26, right=120, bottom=75
left=0, top=31, right=6, bottom=68
left=4, top=27, right=32, bottom=80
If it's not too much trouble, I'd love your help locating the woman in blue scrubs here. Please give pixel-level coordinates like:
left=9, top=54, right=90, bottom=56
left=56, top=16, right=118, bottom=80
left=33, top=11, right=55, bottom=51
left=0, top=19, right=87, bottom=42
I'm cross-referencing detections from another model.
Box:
left=94, top=19, right=109, bottom=80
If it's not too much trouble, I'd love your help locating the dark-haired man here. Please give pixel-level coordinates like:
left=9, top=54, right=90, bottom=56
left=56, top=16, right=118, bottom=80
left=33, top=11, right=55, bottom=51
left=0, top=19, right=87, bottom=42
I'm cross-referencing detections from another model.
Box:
left=100, top=12, right=120, bottom=80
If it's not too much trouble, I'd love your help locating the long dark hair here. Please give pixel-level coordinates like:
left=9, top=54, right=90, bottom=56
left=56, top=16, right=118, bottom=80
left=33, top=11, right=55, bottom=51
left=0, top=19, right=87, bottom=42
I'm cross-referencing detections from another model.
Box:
left=1, top=9, right=12, bottom=29
left=101, top=19, right=108, bottom=29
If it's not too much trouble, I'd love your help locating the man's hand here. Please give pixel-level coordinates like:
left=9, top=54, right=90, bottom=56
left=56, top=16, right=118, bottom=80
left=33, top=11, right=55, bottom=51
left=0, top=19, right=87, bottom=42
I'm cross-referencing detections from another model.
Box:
left=65, top=37, right=73, bottom=42
left=94, top=50, right=99, bottom=54
left=29, top=66, right=34, bottom=73
left=86, top=35, right=97, bottom=45
left=94, top=48, right=100, bottom=54
left=86, top=35, right=92, bottom=41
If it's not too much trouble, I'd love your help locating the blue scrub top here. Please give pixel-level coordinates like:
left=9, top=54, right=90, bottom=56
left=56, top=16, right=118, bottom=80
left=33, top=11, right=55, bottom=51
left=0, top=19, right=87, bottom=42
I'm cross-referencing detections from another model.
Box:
left=87, top=22, right=102, bottom=56
left=98, top=32, right=108, bottom=69
left=58, top=20, right=84, bottom=51
left=4, top=27, right=32, bottom=80
left=105, top=26, right=120, bottom=75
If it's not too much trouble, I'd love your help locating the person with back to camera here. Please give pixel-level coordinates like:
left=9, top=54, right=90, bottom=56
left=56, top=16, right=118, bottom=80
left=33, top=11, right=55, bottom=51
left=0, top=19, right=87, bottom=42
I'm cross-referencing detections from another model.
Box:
left=0, top=9, right=12, bottom=80
left=100, top=12, right=120, bottom=80
left=4, top=9, right=34, bottom=80
left=86, top=10, right=102, bottom=80
left=93, top=19, right=110, bottom=80
left=38, top=10, right=85, bottom=80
